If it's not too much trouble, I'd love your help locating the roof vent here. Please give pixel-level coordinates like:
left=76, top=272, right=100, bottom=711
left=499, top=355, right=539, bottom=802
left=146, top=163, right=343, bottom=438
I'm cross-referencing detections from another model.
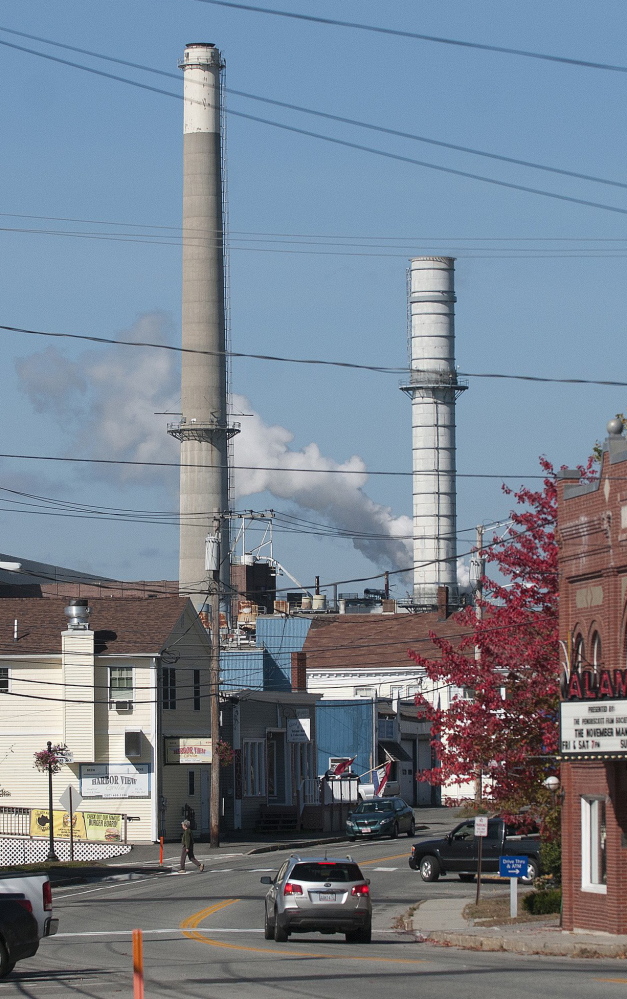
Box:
left=64, top=598, right=91, bottom=630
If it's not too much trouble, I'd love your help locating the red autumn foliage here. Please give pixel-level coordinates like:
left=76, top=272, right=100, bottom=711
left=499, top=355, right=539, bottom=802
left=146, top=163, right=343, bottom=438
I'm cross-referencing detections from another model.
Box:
left=409, top=457, right=578, bottom=813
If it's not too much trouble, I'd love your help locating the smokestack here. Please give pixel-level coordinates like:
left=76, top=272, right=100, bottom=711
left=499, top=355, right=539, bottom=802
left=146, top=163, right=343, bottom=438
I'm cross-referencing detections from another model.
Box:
left=400, top=257, right=466, bottom=610
left=169, top=43, right=239, bottom=609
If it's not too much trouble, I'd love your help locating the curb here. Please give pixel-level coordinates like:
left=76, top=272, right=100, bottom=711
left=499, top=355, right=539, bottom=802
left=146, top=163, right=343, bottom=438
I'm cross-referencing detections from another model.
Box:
left=248, top=836, right=351, bottom=855
left=247, top=825, right=429, bottom=855
left=415, top=929, right=627, bottom=959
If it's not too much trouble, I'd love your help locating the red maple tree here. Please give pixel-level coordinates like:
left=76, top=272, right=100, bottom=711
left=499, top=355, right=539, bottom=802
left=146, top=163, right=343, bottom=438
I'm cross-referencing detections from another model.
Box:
left=409, top=457, right=567, bottom=815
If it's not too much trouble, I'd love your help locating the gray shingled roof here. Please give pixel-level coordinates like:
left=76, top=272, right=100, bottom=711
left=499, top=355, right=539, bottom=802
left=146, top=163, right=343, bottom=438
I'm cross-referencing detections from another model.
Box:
left=0, top=597, right=191, bottom=656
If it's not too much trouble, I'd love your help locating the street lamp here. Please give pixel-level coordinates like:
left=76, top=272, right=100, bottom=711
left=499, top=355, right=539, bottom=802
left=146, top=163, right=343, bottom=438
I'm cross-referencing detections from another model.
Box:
left=46, top=741, right=59, bottom=862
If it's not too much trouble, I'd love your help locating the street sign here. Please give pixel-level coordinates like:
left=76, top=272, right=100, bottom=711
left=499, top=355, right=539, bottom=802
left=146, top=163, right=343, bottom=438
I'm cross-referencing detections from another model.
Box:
left=499, top=855, right=528, bottom=878
left=59, top=785, right=82, bottom=812
left=474, top=816, right=489, bottom=837
left=56, top=750, right=74, bottom=764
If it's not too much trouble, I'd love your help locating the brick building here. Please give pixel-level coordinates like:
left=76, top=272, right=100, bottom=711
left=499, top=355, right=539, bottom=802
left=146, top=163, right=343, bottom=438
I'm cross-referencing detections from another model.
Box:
left=557, top=420, right=627, bottom=934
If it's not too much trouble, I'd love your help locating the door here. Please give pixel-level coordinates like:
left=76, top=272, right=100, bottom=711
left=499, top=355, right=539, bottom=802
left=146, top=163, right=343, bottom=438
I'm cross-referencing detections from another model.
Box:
left=200, top=767, right=210, bottom=834
left=443, top=821, right=476, bottom=871
left=480, top=819, right=504, bottom=872
left=400, top=739, right=416, bottom=805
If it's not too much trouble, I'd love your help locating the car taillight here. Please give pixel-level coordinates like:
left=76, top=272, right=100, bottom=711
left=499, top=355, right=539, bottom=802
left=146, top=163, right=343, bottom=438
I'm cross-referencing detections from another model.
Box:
left=351, top=884, right=370, bottom=896
left=283, top=882, right=303, bottom=896
left=16, top=899, right=33, bottom=913
left=43, top=881, right=52, bottom=911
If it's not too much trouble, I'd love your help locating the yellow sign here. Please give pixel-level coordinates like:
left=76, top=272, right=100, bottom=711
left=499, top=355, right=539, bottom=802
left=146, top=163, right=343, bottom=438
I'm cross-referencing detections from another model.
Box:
left=30, top=809, right=86, bottom=840
left=30, top=809, right=124, bottom=842
left=83, top=812, right=124, bottom=842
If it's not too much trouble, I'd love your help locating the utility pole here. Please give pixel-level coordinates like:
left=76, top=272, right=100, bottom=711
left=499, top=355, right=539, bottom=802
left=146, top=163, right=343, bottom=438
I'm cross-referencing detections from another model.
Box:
left=206, top=518, right=222, bottom=849
left=473, top=525, right=484, bottom=805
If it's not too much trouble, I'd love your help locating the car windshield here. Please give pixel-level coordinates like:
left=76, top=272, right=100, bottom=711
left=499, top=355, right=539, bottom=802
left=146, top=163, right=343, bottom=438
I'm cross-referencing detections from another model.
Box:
left=354, top=801, right=394, bottom=813
left=290, top=863, right=363, bottom=883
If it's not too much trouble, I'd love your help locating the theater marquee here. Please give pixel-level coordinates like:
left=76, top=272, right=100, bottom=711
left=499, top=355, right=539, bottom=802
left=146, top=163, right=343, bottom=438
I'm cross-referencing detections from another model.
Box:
left=560, top=668, right=627, bottom=760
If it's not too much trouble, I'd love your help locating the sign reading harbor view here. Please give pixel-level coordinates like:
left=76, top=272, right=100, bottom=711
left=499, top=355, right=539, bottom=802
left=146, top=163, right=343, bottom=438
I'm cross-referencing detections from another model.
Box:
left=80, top=764, right=150, bottom=798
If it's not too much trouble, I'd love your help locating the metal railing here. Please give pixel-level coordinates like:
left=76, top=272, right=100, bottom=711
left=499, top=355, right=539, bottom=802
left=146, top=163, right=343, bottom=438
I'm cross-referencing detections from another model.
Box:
left=297, top=778, right=321, bottom=814
left=0, top=806, right=31, bottom=837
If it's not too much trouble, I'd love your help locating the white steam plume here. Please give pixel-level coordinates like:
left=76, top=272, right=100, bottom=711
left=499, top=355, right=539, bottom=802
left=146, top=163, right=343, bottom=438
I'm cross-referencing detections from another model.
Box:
left=16, top=312, right=413, bottom=572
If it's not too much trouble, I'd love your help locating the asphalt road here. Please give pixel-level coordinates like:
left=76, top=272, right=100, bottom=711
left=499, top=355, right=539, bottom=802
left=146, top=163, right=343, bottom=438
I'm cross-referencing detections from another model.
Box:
left=5, top=836, right=627, bottom=998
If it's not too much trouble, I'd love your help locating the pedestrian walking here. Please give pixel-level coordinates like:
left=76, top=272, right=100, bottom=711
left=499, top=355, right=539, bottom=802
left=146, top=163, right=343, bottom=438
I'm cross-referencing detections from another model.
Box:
left=178, top=819, right=204, bottom=873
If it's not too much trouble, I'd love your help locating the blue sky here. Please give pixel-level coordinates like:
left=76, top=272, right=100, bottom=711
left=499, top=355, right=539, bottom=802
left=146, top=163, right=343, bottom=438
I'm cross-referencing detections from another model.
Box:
left=0, top=0, right=626, bottom=595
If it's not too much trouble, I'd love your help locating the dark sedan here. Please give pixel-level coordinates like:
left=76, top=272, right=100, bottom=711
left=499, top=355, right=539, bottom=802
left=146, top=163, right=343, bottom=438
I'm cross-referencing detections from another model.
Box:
left=346, top=797, right=416, bottom=840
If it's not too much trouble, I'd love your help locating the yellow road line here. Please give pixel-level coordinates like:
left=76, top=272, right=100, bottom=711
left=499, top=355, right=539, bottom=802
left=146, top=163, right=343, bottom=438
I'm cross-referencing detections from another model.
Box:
left=180, top=899, right=239, bottom=931
left=361, top=853, right=409, bottom=865
left=596, top=979, right=627, bottom=984
left=179, top=900, right=427, bottom=965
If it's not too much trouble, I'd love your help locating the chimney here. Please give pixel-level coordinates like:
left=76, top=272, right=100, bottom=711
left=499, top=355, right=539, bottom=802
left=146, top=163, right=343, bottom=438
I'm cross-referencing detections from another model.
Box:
left=62, top=599, right=95, bottom=761
left=169, top=43, right=239, bottom=610
left=437, top=586, right=449, bottom=621
left=400, top=257, right=467, bottom=611
left=291, top=651, right=307, bottom=691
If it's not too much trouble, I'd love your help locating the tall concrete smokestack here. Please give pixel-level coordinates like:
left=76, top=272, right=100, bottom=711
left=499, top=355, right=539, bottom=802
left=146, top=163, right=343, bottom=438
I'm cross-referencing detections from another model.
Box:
left=400, top=257, right=466, bottom=610
left=169, top=43, right=238, bottom=609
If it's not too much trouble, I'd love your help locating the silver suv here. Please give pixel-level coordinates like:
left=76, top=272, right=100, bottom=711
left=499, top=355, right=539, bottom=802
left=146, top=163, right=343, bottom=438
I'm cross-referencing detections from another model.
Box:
left=261, top=855, right=372, bottom=943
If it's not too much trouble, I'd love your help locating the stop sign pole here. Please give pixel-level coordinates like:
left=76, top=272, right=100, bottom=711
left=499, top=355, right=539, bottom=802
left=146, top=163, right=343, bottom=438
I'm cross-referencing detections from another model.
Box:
left=474, top=816, right=488, bottom=905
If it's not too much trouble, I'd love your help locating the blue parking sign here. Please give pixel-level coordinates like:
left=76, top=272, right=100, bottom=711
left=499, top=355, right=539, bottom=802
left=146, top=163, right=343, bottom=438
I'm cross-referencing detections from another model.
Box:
left=499, top=856, right=528, bottom=878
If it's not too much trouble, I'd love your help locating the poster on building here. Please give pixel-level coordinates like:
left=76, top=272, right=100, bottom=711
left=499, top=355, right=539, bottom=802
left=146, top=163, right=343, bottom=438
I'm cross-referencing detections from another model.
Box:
left=165, top=738, right=212, bottom=764
left=82, top=812, right=124, bottom=842
left=80, top=763, right=150, bottom=798
left=30, top=809, right=87, bottom=840
left=287, top=715, right=311, bottom=743
left=560, top=699, right=627, bottom=758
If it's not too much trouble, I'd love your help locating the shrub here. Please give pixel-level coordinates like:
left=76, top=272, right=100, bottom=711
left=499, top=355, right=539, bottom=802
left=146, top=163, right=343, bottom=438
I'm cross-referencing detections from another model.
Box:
left=540, top=839, right=561, bottom=884
left=522, top=888, right=561, bottom=915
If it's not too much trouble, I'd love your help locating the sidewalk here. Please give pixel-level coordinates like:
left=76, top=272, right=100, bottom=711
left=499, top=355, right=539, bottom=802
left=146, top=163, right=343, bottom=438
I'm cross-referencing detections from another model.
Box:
left=408, top=894, right=627, bottom=959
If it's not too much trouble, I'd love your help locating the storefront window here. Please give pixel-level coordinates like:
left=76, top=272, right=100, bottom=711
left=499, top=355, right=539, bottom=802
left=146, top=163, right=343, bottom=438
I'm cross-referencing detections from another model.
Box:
left=581, top=796, right=607, bottom=893
left=243, top=740, right=265, bottom=796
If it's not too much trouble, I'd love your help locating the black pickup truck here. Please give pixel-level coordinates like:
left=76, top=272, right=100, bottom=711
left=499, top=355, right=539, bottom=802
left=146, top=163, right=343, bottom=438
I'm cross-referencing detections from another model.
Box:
left=408, top=817, right=541, bottom=884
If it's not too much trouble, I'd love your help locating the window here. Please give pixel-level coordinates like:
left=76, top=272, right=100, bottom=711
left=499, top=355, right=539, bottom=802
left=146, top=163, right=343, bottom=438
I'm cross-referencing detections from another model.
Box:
left=188, top=771, right=195, bottom=796
left=406, top=684, right=423, bottom=699
left=124, top=731, right=141, bottom=758
left=243, top=740, right=265, bottom=796
left=581, top=796, right=607, bottom=893
left=110, top=666, right=132, bottom=700
left=574, top=634, right=585, bottom=667
left=354, top=686, right=375, bottom=698
left=390, top=685, right=403, bottom=703
left=267, top=738, right=277, bottom=798
left=0, top=669, right=9, bottom=694
left=591, top=633, right=602, bottom=669
left=378, top=718, right=395, bottom=740
left=163, top=667, right=176, bottom=710
left=193, top=669, right=201, bottom=711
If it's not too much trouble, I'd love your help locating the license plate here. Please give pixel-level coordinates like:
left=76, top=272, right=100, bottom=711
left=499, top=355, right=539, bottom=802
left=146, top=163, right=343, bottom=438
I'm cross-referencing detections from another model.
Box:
left=362, top=827, right=372, bottom=833
left=317, top=893, right=336, bottom=902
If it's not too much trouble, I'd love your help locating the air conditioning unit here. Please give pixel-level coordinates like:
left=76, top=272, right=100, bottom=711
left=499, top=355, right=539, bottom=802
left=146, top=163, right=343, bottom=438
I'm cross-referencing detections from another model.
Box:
left=111, top=700, right=133, bottom=712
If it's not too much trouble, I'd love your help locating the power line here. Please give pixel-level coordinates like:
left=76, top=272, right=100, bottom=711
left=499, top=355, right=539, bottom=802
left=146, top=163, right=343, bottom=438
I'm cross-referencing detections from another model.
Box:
left=0, top=25, right=623, bottom=193
left=0, top=451, right=555, bottom=478
left=191, top=0, right=627, bottom=75
left=5, top=322, right=627, bottom=388
left=5, top=211, right=627, bottom=244
left=2, top=37, right=627, bottom=218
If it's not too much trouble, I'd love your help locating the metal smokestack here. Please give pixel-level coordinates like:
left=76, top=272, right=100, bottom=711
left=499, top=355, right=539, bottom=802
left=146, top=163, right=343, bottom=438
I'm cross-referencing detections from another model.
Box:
left=400, top=257, right=467, bottom=610
left=169, top=43, right=239, bottom=609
